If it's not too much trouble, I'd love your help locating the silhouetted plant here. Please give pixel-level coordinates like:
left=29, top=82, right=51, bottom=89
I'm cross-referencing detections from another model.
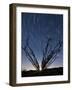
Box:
left=22, top=36, right=62, bottom=71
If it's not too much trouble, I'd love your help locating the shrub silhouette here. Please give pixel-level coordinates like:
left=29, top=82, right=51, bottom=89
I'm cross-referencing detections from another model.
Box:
left=22, top=37, right=62, bottom=71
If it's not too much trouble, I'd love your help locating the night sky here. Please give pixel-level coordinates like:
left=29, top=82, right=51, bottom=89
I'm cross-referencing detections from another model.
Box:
left=21, top=12, right=63, bottom=71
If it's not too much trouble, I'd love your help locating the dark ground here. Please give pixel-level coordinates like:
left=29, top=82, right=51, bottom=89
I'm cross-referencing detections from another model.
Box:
left=21, top=67, right=63, bottom=77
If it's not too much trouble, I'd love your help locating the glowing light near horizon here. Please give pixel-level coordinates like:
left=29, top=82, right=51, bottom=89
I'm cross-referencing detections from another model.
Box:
left=40, top=66, right=42, bottom=71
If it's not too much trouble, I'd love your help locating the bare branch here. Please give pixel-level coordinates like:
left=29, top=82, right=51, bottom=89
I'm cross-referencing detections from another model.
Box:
left=27, top=45, right=39, bottom=70
left=22, top=47, right=39, bottom=70
left=41, top=40, right=62, bottom=70
left=22, top=36, right=40, bottom=70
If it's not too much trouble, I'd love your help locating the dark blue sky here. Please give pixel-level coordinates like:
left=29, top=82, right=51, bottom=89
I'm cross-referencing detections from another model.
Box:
left=21, top=12, right=63, bottom=71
